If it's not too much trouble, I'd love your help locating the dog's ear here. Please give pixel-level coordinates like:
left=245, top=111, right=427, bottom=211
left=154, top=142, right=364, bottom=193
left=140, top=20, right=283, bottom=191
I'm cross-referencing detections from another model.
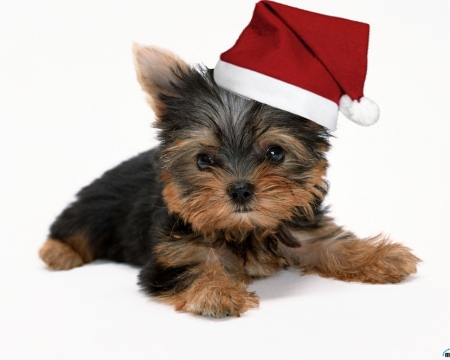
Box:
left=133, top=43, right=190, bottom=117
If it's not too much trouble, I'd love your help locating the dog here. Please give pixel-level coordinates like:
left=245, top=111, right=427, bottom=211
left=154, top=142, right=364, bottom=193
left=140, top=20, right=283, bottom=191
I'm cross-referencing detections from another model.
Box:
left=39, top=44, right=420, bottom=318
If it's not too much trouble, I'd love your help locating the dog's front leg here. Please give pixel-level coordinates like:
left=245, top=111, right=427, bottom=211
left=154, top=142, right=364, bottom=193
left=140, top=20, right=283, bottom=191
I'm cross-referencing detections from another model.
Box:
left=280, top=218, right=421, bottom=284
left=138, top=238, right=258, bottom=318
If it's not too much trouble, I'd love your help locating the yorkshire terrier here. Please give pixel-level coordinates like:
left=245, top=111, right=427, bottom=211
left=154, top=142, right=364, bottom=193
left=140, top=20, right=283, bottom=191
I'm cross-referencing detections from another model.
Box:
left=39, top=45, right=420, bottom=318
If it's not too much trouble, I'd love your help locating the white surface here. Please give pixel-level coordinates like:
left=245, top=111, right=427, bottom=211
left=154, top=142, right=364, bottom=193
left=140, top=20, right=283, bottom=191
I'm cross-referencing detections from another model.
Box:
left=1, top=1, right=449, bottom=359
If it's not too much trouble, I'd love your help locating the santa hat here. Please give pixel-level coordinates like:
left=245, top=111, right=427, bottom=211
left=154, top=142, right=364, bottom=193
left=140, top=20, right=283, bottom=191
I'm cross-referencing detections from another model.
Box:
left=213, top=0, right=379, bottom=131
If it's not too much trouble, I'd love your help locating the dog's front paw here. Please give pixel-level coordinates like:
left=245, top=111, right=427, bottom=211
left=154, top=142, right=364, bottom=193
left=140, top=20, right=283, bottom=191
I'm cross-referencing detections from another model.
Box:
left=179, top=281, right=259, bottom=318
left=160, top=265, right=260, bottom=318
left=333, top=239, right=421, bottom=284
left=366, top=241, right=421, bottom=283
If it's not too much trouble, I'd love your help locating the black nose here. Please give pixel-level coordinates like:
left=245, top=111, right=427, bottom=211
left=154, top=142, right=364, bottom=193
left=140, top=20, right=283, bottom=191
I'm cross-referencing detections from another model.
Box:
left=228, top=183, right=254, bottom=204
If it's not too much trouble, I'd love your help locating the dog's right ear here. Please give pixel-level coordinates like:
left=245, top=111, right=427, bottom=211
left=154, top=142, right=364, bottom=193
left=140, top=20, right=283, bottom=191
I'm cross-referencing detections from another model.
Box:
left=133, top=44, right=190, bottom=117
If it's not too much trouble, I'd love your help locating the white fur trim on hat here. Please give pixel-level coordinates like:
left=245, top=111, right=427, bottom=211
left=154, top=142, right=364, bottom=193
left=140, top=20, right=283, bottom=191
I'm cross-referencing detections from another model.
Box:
left=339, top=95, right=380, bottom=126
left=214, top=60, right=339, bottom=130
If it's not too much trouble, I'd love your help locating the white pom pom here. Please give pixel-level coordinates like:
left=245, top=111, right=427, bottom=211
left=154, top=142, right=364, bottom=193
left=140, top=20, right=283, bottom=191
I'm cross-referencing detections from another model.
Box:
left=339, top=95, right=380, bottom=126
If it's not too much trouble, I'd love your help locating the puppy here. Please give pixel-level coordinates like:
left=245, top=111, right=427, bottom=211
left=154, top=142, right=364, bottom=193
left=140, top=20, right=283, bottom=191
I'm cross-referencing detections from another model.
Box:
left=39, top=45, right=420, bottom=318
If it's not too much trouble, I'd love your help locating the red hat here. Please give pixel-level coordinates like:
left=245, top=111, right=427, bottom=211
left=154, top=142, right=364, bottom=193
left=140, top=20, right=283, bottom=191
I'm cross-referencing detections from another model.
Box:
left=214, top=0, right=379, bottom=130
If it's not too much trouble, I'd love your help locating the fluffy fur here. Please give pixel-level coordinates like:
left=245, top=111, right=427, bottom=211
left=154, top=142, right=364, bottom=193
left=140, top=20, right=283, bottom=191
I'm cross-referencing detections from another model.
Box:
left=39, top=45, right=420, bottom=318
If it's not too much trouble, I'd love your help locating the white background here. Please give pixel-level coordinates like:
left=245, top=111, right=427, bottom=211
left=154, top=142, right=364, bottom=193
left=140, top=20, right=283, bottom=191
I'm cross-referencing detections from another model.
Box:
left=1, top=0, right=449, bottom=359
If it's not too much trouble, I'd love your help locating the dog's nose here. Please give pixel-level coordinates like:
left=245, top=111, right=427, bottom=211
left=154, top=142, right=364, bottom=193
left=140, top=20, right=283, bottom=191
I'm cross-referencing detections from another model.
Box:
left=228, top=183, right=254, bottom=204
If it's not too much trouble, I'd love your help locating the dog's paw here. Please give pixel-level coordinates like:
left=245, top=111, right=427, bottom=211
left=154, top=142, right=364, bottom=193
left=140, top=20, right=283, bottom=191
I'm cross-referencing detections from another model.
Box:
left=365, top=242, right=421, bottom=284
left=161, top=269, right=260, bottom=318
left=39, top=239, right=85, bottom=270
left=179, top=283, right=259, bottom=318
left=333, top=239, right=421, bottom=284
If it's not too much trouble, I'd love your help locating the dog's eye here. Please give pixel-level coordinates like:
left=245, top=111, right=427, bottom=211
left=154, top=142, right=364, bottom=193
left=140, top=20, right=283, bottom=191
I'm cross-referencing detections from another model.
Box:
left=197, top=153, right=215, bottom=170
left=265, top=146, right=284, bottom=163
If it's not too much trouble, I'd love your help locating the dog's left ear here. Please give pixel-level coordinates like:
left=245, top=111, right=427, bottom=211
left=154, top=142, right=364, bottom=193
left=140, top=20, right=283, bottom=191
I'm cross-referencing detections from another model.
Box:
left=133, top=43, right=189, bottom=117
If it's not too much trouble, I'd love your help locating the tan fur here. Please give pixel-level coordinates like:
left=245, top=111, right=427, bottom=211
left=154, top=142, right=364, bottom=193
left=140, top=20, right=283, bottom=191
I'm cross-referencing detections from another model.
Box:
left=251, top=161, right=327, bottom=225
left=65, top=233, right=94, bottom=263
left=152, top=239, right=257, bottom=317
left=163, top=129, right=219, bottom=159
left=258, top=129, right=317, bottom=164
left=279, top=223, right=421, bottom=284
left=156, top=256, right=259, bottom=317
left=157, top=121, right=330, bottom=234
left=39, top=232, right=93, bottom=270
left=155, top=240, right=207, bottom=268
left=307, top=237, right=420, bottom=283
left=244, top=250, right=288, bottom=279
left=161, top=158, right=327, bottom=233
left=39, top=239, right=86, bottom=270
left=161, top=179, right=183, bottom=214
left=133, top=43, right=190, bottom=117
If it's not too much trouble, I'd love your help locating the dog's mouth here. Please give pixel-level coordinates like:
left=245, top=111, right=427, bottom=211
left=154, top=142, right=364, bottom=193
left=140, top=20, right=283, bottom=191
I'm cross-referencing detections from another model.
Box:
left=236, top=209, right=251, bottom=213
left=234, top=206, right=253, bottom=213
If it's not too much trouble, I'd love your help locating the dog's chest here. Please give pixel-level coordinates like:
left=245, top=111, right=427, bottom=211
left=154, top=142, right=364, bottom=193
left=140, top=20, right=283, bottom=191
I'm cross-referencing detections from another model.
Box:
left=242, top=241, right=290, bottom=278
